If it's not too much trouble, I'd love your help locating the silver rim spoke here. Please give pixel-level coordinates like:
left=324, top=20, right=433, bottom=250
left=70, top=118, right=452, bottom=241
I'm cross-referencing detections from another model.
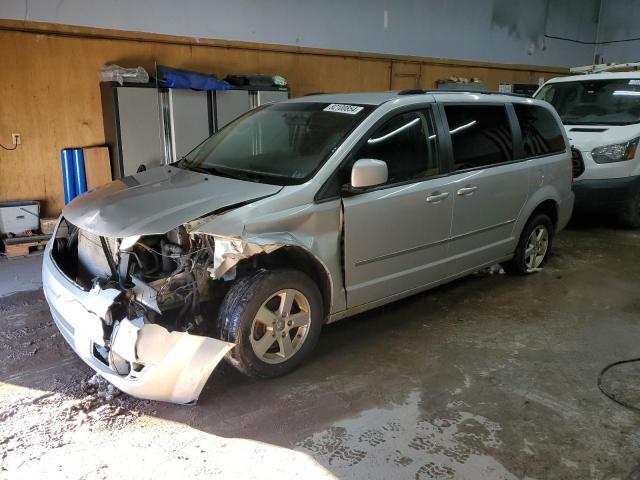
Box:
left=250, top=288, right=311, bottom=364
left=525, top=225, right=549, bottom=269
left=255, top=305, right=277, bottom=326
left=277, top=335, right=294, bottom=358
left=278, top=289, right=296, bottom=316
left=252, top=331, right=277, bottom=357
left=288, top=312, right=310, bottom=328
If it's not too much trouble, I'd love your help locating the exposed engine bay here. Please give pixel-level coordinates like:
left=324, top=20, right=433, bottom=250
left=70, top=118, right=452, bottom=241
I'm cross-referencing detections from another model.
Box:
left=52, top=219, right=229, bottom=335
left=47, top=217, right=287, bottom=403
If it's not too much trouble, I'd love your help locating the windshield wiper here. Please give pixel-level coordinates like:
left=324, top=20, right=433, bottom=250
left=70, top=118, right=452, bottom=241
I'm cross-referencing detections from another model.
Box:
left=181, top=163, right=260, bottom=182
left=185, top=165, right=212, bottom=175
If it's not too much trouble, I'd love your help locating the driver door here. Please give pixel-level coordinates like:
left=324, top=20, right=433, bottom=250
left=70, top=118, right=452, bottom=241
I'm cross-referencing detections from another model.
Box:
left=343, top=108, right=454, bottom=308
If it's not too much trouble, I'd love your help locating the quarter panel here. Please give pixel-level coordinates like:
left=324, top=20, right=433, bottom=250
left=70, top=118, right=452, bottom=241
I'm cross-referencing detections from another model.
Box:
left=512, top=150, right=573, bottom=237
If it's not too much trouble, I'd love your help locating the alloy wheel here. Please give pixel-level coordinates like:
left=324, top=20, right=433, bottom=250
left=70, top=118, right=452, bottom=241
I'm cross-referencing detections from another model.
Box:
left=249, top=289, right=311, bottom=364
left=524, top=225, right=549, bottom=269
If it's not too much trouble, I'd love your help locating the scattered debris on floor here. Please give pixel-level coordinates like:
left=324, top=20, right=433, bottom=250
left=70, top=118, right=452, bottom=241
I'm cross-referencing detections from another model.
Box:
left=0, top=373, right=151, bottom=468
left=474, top=264, right=506, bottom=278
left=488, top=264, right=506, bottom=275
left=66, top=374, right=128, bottom=425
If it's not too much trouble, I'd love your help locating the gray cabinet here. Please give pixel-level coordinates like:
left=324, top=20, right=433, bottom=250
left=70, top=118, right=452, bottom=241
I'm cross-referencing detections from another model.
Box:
left=102, top=82, right=289, bottom=178
left=168, top=89, right=212, bottom=159
left=214, top=90, right=252, bottom=129
left=256, top=90, right=289, bottom=106
left=104, top=85, right=165, bottom=178
left=214, top=88, right=290, bottom=129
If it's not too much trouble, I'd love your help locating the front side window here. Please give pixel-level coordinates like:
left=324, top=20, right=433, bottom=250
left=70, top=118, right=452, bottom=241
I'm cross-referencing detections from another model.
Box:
left=355, top=109, right=440, bottom=184
left=444, top=105, right=514, bottom=170
left=514, top=104, right=566, bottom=157
left=535, top=79, right=640, bottom=126
left=178, top=102, right=372, bottom=185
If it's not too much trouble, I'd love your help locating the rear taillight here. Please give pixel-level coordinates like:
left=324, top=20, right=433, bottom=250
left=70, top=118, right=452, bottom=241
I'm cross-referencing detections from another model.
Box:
left=571, top=147, right=584, bottom=180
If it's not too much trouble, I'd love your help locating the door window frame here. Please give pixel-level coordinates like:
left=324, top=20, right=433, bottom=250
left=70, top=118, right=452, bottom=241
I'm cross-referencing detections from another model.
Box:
left=314, top=103, right=451, bottom=201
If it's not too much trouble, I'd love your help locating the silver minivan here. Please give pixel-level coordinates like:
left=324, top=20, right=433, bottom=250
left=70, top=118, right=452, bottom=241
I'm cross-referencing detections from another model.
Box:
left=43, top=91, right=574, bottom=403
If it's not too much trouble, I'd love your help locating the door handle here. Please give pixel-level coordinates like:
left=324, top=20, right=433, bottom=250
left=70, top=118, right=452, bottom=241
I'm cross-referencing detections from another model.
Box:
left=426, top=191, right=450, bottom=203
left=457, top=186, right=478, bottom=196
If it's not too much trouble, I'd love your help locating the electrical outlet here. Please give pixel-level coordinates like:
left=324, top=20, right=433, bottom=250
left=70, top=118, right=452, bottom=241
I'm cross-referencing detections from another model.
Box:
left=11, top=133, right=21, bottom=146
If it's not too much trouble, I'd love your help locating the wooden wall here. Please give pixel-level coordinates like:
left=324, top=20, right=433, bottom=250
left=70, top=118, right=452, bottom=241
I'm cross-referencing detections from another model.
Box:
left=0, top=20, right=568, bottom=217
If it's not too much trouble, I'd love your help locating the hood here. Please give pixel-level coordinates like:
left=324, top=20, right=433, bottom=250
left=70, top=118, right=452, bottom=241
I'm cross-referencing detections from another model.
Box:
left=564, top=123, right=640, bottom=151
left=63, top=167, right=282, bottom=237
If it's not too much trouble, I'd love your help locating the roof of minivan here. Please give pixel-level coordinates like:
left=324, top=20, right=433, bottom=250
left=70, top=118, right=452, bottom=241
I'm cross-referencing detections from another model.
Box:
left=287, top=91, right=538, bottom=106
left=545, top=71, right=640, bottom=83
left=287, top=92, right=398, bottom=105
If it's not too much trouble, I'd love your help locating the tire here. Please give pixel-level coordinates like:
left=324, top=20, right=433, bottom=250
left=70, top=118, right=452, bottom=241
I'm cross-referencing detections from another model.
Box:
left=619, top=189, right=640, bottom=228
left=216, top=268, right=323, bottom=378
left=504, top=213, right=554, bottom=275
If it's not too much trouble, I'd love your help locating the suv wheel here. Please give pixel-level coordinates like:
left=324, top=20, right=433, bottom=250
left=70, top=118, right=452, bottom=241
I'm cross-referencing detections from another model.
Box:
left=619, top=189, right=640, bottom=228
left=504, top=214, right=554, bottom=275
left=216, top=269, right=323, bottom=378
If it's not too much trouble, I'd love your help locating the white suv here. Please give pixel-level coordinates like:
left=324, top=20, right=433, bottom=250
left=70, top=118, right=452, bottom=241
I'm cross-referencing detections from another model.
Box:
left=535, top=71, right=640, bottom=226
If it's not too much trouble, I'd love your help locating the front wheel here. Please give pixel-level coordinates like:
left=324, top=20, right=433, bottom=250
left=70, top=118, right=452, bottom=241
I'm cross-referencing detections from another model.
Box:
left=504, top=214, right=554, bottom=275
left=216, top=269, right=323, bottom=378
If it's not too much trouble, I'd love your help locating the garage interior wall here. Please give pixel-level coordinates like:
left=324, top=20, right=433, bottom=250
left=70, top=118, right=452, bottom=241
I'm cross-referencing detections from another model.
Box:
left=595, top=0, right=640, bottom=63
left=0, top=0, right=621, bottom=217
left=1, top=0, right=601, bottom=67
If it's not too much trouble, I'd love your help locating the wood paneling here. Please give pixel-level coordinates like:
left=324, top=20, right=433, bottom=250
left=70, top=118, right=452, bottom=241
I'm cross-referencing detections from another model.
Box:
left=0, top=20, right=567, bottom=216
left=418, top=63, right=556, bottom=90
left=84, top=147, right=112, bottom=190
left=391, top=62, right=421, bottom=90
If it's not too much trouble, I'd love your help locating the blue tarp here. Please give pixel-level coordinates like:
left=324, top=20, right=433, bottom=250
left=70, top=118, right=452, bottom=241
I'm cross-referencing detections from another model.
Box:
left=158, top=66, right=231, bottom=91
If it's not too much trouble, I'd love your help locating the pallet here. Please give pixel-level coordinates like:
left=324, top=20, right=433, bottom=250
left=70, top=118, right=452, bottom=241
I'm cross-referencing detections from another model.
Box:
left=3, top=234, right=50, bottom=258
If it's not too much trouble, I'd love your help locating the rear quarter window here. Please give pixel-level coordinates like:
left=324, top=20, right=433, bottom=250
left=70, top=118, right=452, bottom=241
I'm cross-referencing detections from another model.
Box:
left=514, top=104, right=566, bottom=157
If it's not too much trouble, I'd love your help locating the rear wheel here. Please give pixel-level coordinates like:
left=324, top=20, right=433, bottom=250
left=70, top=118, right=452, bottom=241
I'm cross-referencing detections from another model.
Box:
left=619, top=189, right=640, bottom=228
left=216, top=269, right=323, bottom=378
left=504, top=214, right=554, bottom=275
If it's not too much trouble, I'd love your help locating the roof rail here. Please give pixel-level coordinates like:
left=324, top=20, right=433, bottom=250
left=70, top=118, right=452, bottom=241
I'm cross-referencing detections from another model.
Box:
left=570, top=62, right=640, bottom=74
left=397, top=89, right=529, bottom=98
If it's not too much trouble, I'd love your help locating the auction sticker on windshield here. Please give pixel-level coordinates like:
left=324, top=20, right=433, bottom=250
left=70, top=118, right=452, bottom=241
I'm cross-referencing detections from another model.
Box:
left=324, top=104, right=364, bottom=115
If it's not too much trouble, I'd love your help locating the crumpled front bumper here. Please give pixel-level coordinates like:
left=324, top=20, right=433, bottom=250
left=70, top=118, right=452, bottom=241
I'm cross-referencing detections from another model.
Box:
left=42, top=242, right=234, bottom=404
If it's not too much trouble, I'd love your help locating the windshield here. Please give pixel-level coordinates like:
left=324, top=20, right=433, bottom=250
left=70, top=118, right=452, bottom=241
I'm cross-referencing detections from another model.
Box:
left=535, top=79, right=640, bottom=126
left=176, top=102, right=372, bottom=185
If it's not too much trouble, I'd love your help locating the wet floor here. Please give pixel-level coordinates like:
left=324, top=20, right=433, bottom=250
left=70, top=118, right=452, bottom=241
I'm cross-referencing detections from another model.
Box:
left=1, top=221, right=640, bottom=479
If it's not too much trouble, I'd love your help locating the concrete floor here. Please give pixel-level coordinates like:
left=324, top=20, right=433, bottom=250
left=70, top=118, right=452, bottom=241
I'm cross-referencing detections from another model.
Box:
left=1, top=222, right=640, bottom=479
left=0, top=254, right=43, bottom=298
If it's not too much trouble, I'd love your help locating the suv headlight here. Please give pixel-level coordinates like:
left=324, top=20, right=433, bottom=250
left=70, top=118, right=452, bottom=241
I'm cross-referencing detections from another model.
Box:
left=591, top=137, right=639, bottom=164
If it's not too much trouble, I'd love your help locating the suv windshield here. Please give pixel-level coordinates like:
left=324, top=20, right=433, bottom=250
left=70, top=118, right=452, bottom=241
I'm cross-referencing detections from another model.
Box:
left=177, top=102, right=372, bottom=185
left=535, top=79, right=640, bottom=126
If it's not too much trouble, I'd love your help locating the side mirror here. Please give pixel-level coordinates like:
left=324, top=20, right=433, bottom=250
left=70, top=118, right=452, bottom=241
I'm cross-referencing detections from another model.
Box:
left=350, top=159, right=388, bottom=189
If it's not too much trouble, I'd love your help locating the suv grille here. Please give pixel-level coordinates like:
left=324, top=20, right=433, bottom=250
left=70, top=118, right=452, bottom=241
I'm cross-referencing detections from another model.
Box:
left=571, top=147, right=585, bottom=178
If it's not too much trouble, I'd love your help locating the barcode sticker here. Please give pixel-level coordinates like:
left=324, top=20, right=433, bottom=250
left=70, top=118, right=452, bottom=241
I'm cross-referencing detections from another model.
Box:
left=324, top=104, right=364, bottom=115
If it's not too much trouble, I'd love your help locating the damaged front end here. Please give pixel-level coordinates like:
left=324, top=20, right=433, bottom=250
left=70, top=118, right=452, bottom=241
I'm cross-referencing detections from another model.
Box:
left=42, top=218, right=262, bottom=404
